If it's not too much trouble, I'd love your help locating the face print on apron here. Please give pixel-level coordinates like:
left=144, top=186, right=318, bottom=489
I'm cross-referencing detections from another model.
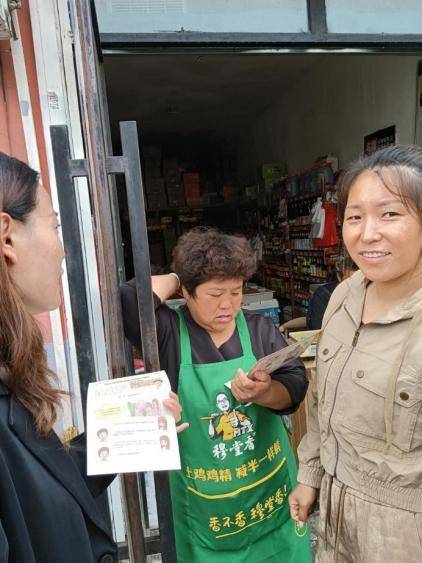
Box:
left=170, top=308, right=311, bottom=563
left=207, top=391, right=253, bottom=443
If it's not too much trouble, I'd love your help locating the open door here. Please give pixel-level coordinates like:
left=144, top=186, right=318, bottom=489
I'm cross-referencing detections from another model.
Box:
left=49, top=1, right=177, bottom=561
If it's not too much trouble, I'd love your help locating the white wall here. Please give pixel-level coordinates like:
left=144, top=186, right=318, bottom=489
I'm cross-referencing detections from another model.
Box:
left=237, top=54, right=421, bottom=182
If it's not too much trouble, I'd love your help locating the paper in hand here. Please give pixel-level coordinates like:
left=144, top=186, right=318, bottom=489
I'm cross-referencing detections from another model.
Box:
left=248, top=331, right=319, bottom=378
left=86, top=370, right=181, bottom=475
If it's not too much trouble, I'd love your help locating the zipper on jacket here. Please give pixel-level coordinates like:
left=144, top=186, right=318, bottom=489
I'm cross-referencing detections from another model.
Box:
left=352, top=327, right=361, bottom=347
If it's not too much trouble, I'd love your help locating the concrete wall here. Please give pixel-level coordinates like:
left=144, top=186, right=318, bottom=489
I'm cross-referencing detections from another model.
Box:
left=237, top=54, right=421, bottom=182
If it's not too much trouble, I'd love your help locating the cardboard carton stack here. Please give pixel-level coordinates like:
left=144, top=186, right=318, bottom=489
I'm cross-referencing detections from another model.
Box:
left=258, top=162, right=287, bottom=193
left=163, top=158, right=185, bottom=208
left=143, top=146, right=167, bottom=209
left=183, top=172, right=202, bottom=207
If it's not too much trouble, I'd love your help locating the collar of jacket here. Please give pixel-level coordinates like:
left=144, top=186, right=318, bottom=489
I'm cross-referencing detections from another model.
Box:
left=343, top=270, right=422, bottom=327
left=2, top=376, right=113, bottom=540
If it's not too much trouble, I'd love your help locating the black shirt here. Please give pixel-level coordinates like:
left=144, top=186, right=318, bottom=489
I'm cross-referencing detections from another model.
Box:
left=306, top=281, right=337, bottom=330
left=121, top=279, right=308, bottom=415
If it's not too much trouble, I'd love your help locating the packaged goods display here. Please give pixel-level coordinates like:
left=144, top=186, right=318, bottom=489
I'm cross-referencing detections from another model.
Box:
left=141, top=147, right=339, bottom=319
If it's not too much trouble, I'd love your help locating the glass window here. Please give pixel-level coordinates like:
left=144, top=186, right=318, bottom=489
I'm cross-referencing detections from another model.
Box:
left=94, top=0, right=308, bottom=34
left=326, top=0, right=422, bottom=34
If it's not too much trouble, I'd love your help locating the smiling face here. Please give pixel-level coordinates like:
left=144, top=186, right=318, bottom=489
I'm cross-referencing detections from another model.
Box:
left=342, top=170, right=422, bottom=286
left=183, top=277, right=243, bottom=334
left=2, top=186, right=64, bottom=314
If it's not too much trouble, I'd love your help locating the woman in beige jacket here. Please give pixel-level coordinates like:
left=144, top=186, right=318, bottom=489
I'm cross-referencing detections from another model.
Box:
left=289, top=144, right=422, bottom=562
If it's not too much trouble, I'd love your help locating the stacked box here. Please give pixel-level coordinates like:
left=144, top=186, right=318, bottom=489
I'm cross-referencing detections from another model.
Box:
left=258, top=162, right=287, bottom=192
left=147, top=193, right=167, bottom=209
left=143, top=146, right=161, bottom=160
left=146, top=178, right=165, bottom=193
left=223, top=184, right=237, bottom=202
left=163, top=227, right=178, bottom=263
left=143, top=146, right=162, bottom=183
left=145, top=178, right=167, bottom=209
left=163, top=158, right=179, bottom=175
left=149, top=242, right=166, bottom=266
left=183, top=172, right=202, bottom=206
left=142, top=147, right=167, bottom=209
left=163, top=157, right=185, bottom=208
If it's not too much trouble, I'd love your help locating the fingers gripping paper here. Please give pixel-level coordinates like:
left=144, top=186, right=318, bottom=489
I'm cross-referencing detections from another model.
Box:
left=248, top=332, right=319, bottom=377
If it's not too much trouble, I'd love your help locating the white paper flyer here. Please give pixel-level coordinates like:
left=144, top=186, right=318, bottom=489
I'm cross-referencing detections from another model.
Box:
left=87, top=371, right=181, bottom=475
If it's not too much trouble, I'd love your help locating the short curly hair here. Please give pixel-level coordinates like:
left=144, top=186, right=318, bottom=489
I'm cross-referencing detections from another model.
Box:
left=171, top=227, right=257, bottom=296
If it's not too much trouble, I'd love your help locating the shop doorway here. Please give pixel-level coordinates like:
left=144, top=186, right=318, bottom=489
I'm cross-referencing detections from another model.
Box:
left=102, top=52, right=422, bottom=322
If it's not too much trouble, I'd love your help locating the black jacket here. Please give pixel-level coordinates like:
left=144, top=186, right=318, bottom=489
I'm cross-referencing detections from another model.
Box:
left=0, top=381, right=117, bottom=563
left=306, top=281, right=337, bottom=330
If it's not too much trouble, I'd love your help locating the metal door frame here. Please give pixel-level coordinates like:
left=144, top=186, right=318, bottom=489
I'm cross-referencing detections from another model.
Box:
left=50, top=1, right=177, bottom=561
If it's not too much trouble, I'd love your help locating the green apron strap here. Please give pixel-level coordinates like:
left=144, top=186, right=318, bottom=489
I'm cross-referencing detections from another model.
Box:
left=176, top=307, right=192, bottom=365
left=235, top=309, right=254, bottom=358
left=177, top=307, right=253, bottom=365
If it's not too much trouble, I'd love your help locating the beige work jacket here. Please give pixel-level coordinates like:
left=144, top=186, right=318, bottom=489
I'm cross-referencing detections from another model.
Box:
left=297, top=271, right=422, bottom=512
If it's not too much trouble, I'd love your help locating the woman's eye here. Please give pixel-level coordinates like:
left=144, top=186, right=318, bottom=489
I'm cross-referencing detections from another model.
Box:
left=346, top=215, right=361, bottom=222
left=382, top=211, right=400, bottom=218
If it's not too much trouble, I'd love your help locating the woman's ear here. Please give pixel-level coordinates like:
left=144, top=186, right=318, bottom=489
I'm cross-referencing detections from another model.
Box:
left=0, top=213, right=18, bottom=265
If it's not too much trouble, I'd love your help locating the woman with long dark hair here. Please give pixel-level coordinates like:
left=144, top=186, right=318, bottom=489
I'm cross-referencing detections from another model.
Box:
left=0, top=152, right=183, bottom=562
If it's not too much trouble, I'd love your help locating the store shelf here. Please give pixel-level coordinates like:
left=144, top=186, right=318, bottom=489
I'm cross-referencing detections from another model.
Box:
left=293, top=295, right=311, bottom=302
left=287, top=190, right=322, bottom=203
left=146, top=201, right=230, bottom=213
left=291, top=249, right=325, bottom=255
left=289, top=224, right=312, bottom=229
left=293, top=274, right=328, bottom=283
left=237, top=198, right=259, bottom=207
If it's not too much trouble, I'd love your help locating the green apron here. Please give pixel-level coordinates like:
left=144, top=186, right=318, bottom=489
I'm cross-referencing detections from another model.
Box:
left=170, top=308, right=311, bottom=562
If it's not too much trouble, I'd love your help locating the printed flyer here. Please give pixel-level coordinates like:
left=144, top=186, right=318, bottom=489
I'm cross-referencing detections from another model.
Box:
left=87, top=371, right=181, bottom=475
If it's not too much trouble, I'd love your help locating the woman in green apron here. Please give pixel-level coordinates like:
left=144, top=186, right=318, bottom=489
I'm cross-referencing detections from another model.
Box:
left=121, top=227, right=311, bottom=562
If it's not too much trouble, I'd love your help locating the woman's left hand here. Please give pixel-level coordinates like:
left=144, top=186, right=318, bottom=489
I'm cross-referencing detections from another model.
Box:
left=231, top=368, right=272, bottom=403
left=163, top=391, right=189, bottom=433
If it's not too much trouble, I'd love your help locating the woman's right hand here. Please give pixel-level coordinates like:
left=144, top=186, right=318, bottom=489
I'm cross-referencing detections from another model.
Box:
left=288, top=483, right=317, bottom=524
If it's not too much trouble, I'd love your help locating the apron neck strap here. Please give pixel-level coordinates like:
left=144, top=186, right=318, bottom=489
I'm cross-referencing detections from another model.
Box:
left=176, top=307, right=192, bottom=365
left=235, top=309, right=254, bottom=358
left=176, top=307, right=254, bottom=365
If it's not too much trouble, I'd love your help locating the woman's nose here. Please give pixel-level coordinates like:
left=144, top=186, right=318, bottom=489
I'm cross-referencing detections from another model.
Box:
left=360, top=217, right=382, bottom=242
left=219, top=298, right=231, bottom=309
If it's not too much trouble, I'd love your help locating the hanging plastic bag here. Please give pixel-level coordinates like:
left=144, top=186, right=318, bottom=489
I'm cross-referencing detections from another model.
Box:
left=310, top=197, right=324, bottom=239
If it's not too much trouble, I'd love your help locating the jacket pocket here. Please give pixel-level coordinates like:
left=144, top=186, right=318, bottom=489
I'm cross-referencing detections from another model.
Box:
left=344, top=359, right=422, bottom=452
left=316, top=335, right=343, bottom=401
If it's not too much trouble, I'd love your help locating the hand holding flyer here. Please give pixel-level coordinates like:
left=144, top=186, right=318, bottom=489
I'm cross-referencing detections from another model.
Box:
left=87, top=371, right=181, bottom=475
left=248, top=331, right=319, bottom=378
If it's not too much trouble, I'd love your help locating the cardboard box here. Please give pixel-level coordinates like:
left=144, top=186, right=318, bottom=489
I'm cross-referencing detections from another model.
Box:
left=186, top=197, right=203, bottom=207
left=242, top=289, right=274, bottom=305
left=147, top=193, right=168, bottom=209
left=162, top=158, right=179, bottom=171
left=144, top=166, right=162, bottom=180
left=242, top=299, right=280, bottom=326
left=149, top=241, right=166, bottom=265
left=223, top=185, right=237, bottom=202
left=145, top=178, right=166, bottom=194
left=167, top=194, right=186, bottom=208
left=143, top=146, right=161, bottom=160
left=183, top=172, right=200, bottom=183
left=289, top=330, right=320, bottom=358
left=258, top=163, right=287, bottom=179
